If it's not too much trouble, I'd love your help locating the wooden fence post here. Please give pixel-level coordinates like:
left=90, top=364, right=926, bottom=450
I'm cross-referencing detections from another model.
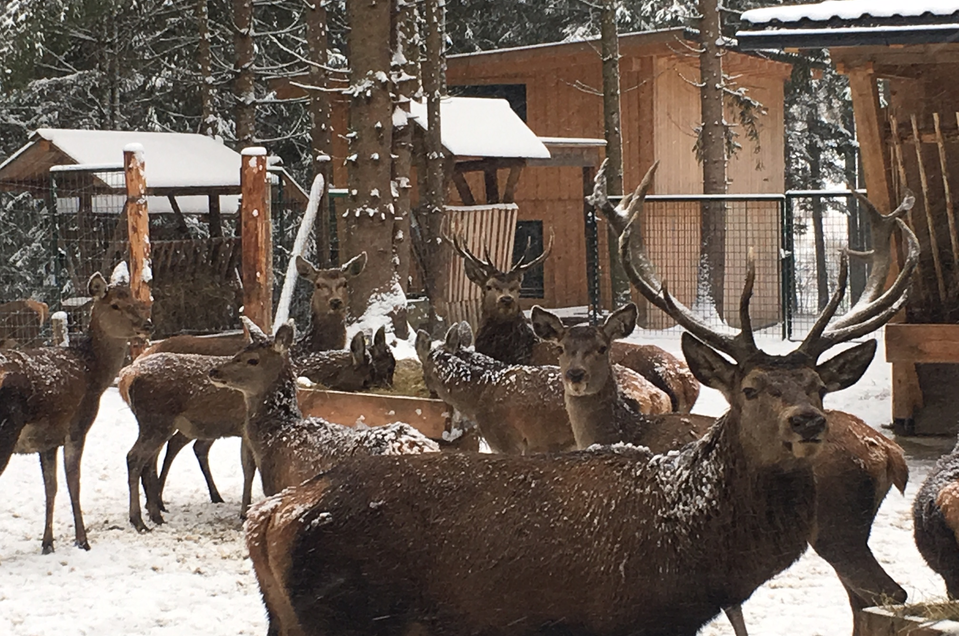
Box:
left=124, top=143, right=152, bottom=357
left=240, top=147, right=273, bottom=333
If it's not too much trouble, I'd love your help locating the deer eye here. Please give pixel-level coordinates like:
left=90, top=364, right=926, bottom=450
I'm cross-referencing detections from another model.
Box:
left=598, top=346, right=608, bottom=355
left=247, top=358, right=259, bottom=366
left=111, top=303, right=120, bottom=310
left=743, top=387, right=759, bottom=400
left=817, top=386, right=827, bottom=400
left=557, top=346, right=565, bottom=355
left=486, top=284, right=493, bottom=291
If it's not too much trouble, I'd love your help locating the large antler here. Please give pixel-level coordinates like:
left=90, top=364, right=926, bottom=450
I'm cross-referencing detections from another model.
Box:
left=599, top=162, right=919, bottom=363
left=797, top=194, right=919, bottom=360
left=449, top=233, right=499, bottom=281
left=510, top=230, right=555, bottom=275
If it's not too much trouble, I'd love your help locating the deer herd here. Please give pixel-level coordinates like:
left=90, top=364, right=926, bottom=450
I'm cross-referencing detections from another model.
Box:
left=2, top=161, right=959, bottom=636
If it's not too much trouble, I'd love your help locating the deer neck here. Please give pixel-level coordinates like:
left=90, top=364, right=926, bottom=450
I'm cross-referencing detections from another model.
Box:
left=302, top=312, right=346, bottom=353
left=429, top=351, right=504, bottom=421
left=564, top=368, right=626, bottom=448
left=474, top=313, right=538, bottom=365
left=76, top=317, right=131, bottom=392
left=244, top=366, right=302, bottom=444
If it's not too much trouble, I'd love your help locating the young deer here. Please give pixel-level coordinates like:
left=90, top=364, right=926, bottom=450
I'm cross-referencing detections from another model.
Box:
left=122, top=325, right=390, bottom=531
left=594, top=160, right=914, bottom=635
left=209, top=320, right=438, bottom=498
left=0, top=274, right=152, bottom=553
left=240, top=160, right=917, bottom=636
left=450, top=233, right=699, bottom=411
left=289, top=252, right=367, bottom=356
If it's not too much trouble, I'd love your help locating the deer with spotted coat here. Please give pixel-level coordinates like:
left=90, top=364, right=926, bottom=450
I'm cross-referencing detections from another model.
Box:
left=238, top=161, right=917, bottom=636
left=0, top=273, right=152, bottom=553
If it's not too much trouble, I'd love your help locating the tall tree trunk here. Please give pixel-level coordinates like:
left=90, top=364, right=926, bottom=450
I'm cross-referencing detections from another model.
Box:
left=698, top=0, right=727, bottom=318
left=810, top=138, right=829, bottom=311
left=600, top=0, right=630, bottom=307
left=306, top=0, right=332, bottom=267
left=197, top=0, right=216, bottom=138
left=843, top=90, right=866, bottom=303
left=344, top=0, right=398, bottom=318
left=391, top=0, right=417, bottom=300
left=421, top=0, right=448, bottom=325
left=233, top=0, right=256, bottom=147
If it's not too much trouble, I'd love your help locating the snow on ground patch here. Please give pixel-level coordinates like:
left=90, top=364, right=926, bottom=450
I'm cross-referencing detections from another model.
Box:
left=0, top=330, right=951, bottom=634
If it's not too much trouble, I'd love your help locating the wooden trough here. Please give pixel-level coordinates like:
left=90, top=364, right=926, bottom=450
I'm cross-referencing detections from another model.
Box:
left=860, top=604, right=959, bottom=635
left=297, top=388, right=452, bottom=440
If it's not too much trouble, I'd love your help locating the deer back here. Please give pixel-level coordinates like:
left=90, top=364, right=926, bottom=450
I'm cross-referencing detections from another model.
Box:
left=141, top=329, right=249, bottom=357
left=0, top=299, right=49, bottom=349
left=293, top=331, right=375, bottom=392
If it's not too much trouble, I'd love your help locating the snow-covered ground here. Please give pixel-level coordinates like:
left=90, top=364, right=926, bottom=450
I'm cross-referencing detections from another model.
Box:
left=0, top=329, right=952, bottom=635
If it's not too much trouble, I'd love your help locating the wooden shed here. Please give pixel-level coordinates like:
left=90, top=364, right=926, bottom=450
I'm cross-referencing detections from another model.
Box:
left=445, top=27, right=793, bottom=326
left=738, top=0, right=959, bottom=434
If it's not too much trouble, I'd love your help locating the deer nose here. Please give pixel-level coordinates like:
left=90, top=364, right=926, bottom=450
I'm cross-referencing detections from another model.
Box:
left=566, top=368, right=586, bottom=384
left=499, top=296, right=514, bottom=306
left=789, top=410, right=827, bottom=441
left=330, top=298, right=344, bottom=310
left=208, top=368, right=221, bottom=380
left=143, top=319, right=154, bottom=332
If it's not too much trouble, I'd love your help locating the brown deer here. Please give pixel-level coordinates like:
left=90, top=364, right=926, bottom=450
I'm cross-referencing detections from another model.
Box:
left=122, top=324, right=390, bottom=531
left=239, top=160, right=917, bottom=636
left=593, top=161, right=914, bottom=635
left=0, top=299, right=49, bottom=349
left=289, top=252, right=367, bottom=356
left=208, top=319, right=438, bottom=498
left=0, top=274, right=152, bottom=553
left=914, top=437, right=959, bottom=599
left=450, top=233, right=699, bottom=411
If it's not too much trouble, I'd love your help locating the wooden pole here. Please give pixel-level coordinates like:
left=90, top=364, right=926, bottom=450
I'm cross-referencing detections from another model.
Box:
left=240, top=147, right=272, bottom=333
left=124, top=143, right=152, bottom=358
left=911, top=114, right=947, bottom=303
left=939, top=111, right=959, bottom=266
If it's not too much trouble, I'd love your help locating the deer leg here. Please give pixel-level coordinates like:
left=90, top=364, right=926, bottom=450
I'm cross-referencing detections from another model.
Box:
left=127, top=420, right=172, bottom=532
left=192, top=439, right=224, bottom=504
left=62, top=434, right=90, bottom=550
left=142, top=453, right=165, bottom=526
left=38, top=448, right=58, bottom=554
left=0, top=383, right=28, bottom=475
left=156, top=432, right=192, bottom=511
left=723, top=605, right=748, bottom=636
left=240, top=438, right=257, bottom=519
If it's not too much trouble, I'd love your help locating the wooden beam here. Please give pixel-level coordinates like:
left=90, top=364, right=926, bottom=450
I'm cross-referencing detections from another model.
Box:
left=502, top=165, right=523, bottom=203
left=297, top=389, right=450, bottom=439
left=451, top=171, right=476, bottom=205
left=845, top=66, right=894, bottom=214
left=911, top=113, right=947, bottom=303
left=124, top=144, right=152, bottom=359
left=886, top=323, right=959, bottom=364
left=455, top=158, right=525, bottom=173
left=484, top=168, right=500, bottom=204
left=934, top=112, right=959, bottom=265
left=240, top=147, right=273, bottom=334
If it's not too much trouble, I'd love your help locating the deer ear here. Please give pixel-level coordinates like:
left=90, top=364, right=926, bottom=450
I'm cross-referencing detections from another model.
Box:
left=373, top=325, right=388, bottom=352
left=87, top=273, right=109, bottom=299
left=443, top=324, right=462, bottom=352
left=463, top=260, right=490, bottom=287
left=603, top=303, right=637, bottom=341
left=531, top=306, right=565, bottom=343
left=273, top=321, right=295, bottom=353
left=415, top=330, right=432, bottom=362
left=681, top=332, right=736, bottom=395
left=342, top=252, right=368, bottom=277
left=456, top=321, right=474, bottom=348
left=295, top=255, right=318, bottom=282
left=817, top=339, right=877, bottom=393
left=350, top=332, right=367, bottom=366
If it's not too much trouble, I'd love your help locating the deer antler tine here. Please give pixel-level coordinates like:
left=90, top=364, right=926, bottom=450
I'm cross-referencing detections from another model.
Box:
left=738, top=250, right=757, bottom=350
left=450, top=232, right=497, bottom=277
left=510, top=236, right=533, bottom=272
left=798, top=253, right=849, bottom=357
left=514, top=230, right=555, bottom=274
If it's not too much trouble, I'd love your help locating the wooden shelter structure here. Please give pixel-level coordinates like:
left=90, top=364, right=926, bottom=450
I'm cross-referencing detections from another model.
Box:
left=738, top=0, right=959, bottom=434
left=0, top=129, right=305, bottom=338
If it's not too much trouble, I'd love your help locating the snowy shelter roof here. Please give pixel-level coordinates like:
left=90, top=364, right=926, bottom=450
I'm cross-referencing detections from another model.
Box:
left=0, top=128, right=307, bottom=202
left=737, top=0, right=959, bottom=49
left=408, top=97, right=550, bottom=161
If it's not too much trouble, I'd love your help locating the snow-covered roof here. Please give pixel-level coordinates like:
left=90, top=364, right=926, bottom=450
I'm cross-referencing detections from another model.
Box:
left=409, top=97, right=550, bottom=160
left=20, top=129, right=244, bottom=189
left=743, top=0, right=959, bottom=26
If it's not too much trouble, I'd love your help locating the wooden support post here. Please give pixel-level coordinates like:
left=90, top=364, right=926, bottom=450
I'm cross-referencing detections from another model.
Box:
left=451, top=171, right=475, bottom=206
left=911, top=114, right=947, bottom=302
left=935, top=112, right=959, bottom=266
left=124, top=144, right=152, bottom=358
left=483, top=168, right=500, bottom=204
left=240, top=147, right=273, bottom=334
left=502, top=165, right=523, bottom=204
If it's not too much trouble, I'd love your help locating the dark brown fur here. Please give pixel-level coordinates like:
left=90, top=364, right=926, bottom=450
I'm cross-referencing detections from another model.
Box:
left=0, top=275, right=151, bottom=553
left=914, top=438, right=959, bottom=598
left=289, top=253, right=367, bottom=357
left=0, top=299, right=49, bottom=349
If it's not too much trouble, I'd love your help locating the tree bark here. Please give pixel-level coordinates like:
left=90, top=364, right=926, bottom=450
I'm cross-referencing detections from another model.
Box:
left=420, top=0, right=448, bottom=324
left=391, top=0, right=417, bottom=302
left=600, top=0, right=630, bottom=307
left=196, top=0, right=216, bottom=138
left=698, top=0, right=727, bottom=318
left=305, top=0, right=332, bottom=266
left=233, top=0, right=256, bottom=147
left=344, top=0, right=398, bottom=318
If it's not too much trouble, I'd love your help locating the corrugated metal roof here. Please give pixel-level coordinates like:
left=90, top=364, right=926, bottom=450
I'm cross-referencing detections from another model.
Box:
left=409, top=97, right=550, bottom=160
left=742, top=0, right=959, bottom=26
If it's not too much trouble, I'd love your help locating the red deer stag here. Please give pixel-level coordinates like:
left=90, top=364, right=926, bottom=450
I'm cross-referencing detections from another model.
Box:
left=0, top=274, right=152, bottom=553
left=450, top=233, right=699, bottom=411
left=240, top=175, right=916, bottom=635
left=594, top=161, right=914, bottom=634
left=209, top=319, right=438, bottom=499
